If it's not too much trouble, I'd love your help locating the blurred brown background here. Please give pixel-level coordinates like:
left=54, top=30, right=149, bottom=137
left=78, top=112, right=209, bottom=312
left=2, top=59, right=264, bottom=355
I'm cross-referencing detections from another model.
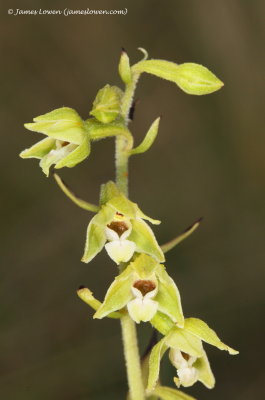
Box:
left=1, top=0, right=265, bottom=399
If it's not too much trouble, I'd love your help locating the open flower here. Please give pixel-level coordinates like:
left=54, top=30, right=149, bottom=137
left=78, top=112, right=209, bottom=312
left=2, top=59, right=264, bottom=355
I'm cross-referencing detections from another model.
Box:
left=20, top=107, right=90, bottom=176
left=147, top=317, right=238, bottom=392
left=82, top=181, right=165, bottom=264
left=93, top=253, right=184, bottom=326
left=104, top=214, right=136, bottom=264
left=127, top=279, right=158, bottom=323
left=169, top=349, right=201, bottom=388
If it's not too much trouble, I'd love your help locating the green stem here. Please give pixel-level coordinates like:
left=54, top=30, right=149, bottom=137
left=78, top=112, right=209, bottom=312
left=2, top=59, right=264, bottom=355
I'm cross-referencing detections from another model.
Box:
left=116, top=73, right=139, bottom=196
left=121, top=313, right=145, bottom=400
left=117, top=73, right=145, bottom=400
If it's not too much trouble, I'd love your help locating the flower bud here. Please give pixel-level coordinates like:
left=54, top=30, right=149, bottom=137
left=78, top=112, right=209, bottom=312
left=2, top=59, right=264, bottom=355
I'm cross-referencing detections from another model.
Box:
left=133, top=59, right=223, bottom=95
left=172, top=63, right=224, bottom=95
left=118, top=49, right=132, bottom=84
left=90, top=85, right=123, bottom=123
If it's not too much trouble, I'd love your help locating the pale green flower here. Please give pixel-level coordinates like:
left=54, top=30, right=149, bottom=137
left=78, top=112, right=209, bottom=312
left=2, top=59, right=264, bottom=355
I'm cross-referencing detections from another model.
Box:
left=82, top=182, right=164, bottom=264
left=127, top=278, right=158, bottom=323
left=94, top=253, right=184, bottom=326
left=148, top=317, right=238, bottom=392
left=20, top=107, right=90, bottom=176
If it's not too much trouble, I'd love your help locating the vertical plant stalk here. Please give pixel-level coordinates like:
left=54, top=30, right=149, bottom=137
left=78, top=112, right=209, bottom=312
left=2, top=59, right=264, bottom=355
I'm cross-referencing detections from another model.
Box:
left=121, top=313, right=145, bottom=400
left=117, top=73, right=145, bottom=400
left=115, top=74, right=139, bottom=196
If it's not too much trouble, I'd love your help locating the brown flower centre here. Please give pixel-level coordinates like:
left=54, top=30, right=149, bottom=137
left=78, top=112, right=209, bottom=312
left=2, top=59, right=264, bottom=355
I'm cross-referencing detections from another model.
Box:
left=61, top=141, right=70, bottom=147
left=107, top=221, right=129, bottom=237
left=181, top=352, right=190, bottom=361
left=133, top=280, right=156, bottom=296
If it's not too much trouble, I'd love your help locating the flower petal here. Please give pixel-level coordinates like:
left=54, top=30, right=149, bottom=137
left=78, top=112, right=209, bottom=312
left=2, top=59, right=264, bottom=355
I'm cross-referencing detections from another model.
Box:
left=105, top=240, right=136, bottom=264
left=25, top=107, right=85, bottom=144
left=175, top=367, right=199, bottom=388
left=194, top=349, right=215, bottom=389
left=55, top=134, right=90, bottom=169
left=34, top=107, right=81, bottom=122
left=105, top=226, right=120, bottom=241
left=132, top=253, right=159, bottom=279
left=127, top=297, right=158, bottom=323
left=165, top=327, right=204, bottom=358
left=136, top=207, right=161, bottom=225
left=151, top=311, right=175, bottom=336
left=108, top=194, right=137, bottom=219
left=81, top=218, right=106, bottom=263
left=170, top=349, right=198, bottom=388
left=184, top=318, right=239, bottom=355
left=129, top=218, right=164, bottom=262
left=155, top=266, right=184, bottom=327
left=147, top=337, right=168, bottom=391
left=81, top=206, right=116, bottom=263
left=40, top=144, right=76, bottom=176
left=94, top=266, right=134, bottom=319
left=19, top=137, right=55, bottom=159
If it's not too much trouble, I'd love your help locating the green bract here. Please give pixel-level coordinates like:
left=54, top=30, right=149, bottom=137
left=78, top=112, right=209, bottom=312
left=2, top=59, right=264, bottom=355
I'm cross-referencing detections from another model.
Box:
left=147, top=318, right=238, bottom=392
left=20, top=107, right=90, bottom=176
left=90, top=84, right=123, bottom=123
left=130, top=117, right=160, bottom=156
left=94, top=253, right=184, bottom=326
left=82, top=182, right=164, bottom=264
left=132, top=59, right=223, bottom=95
left=161, top=219, right=202, bottom=254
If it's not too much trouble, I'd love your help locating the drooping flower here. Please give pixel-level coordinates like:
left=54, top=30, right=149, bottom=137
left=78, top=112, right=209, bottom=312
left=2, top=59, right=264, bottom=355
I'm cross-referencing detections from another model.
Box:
left=20, top=107, right=90, bottom=176
left=147, top=317, right=238, bottom=392
left=93, top=253, right=184, bottom=326
left=169, top=349, right=199, bottom=387
left=81, top=182, right=165, bottom=264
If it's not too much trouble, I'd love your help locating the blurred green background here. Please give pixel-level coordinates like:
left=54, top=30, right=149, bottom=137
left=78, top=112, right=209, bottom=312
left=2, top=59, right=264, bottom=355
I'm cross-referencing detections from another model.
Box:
left=1, top=0, right=265, bottom=399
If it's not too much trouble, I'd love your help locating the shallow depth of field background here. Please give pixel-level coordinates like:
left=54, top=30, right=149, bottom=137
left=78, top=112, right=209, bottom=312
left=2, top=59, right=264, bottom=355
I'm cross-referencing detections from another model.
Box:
left=1, top=1, right=265, bottom=399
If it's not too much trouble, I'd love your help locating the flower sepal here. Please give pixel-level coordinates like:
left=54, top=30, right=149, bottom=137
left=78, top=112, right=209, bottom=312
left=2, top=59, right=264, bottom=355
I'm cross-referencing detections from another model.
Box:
left=24, top=107, right=85, bottom=144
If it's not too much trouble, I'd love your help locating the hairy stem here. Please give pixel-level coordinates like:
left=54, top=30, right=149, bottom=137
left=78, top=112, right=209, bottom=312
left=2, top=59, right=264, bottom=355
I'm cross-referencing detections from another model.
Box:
left=116, top=73, right=139, bottom=196
left=117, top=73, right=145, bottom=400
left=121, top=313, right=145, bottom=400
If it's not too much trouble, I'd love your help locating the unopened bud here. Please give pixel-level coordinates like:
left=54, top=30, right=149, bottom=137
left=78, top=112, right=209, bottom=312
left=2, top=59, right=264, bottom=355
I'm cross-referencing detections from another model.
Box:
left=118, top=49, right=132, bottom=84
